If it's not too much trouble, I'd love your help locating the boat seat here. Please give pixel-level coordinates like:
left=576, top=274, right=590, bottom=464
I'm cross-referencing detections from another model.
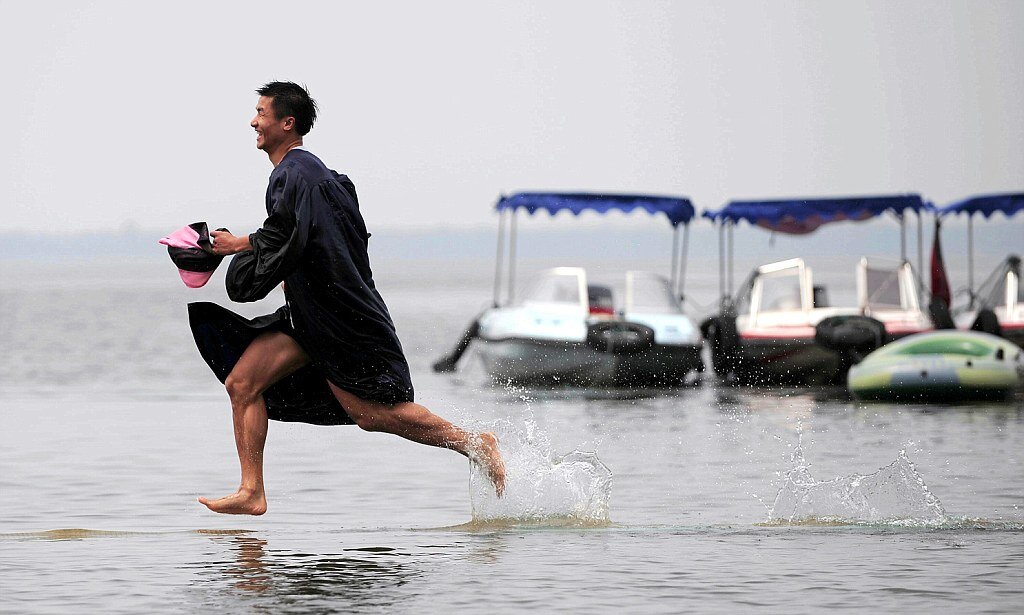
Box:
left=813, top=285, right=829, bottom=308
left=588, top=284, right=615, bottom=316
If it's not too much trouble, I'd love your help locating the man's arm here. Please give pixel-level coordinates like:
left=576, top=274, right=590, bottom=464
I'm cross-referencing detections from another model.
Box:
left=210, top=230, right=253, bottom=255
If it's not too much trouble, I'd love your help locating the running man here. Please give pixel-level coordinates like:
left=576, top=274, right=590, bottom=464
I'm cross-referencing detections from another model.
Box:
left=190, top=81, right=504, bottom=515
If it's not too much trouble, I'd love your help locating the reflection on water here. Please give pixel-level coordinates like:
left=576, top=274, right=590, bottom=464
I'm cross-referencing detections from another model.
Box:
left=495, top=381, right=704, bottom=402
left=713, top=385, right=850, bottom=417
left=715, top=384, right=854, bottom=404
left=188, top=534, right=415, bottom=613
left=224, top=536, right=271, bottom=593
left=0, top=528, right=253, bottom=542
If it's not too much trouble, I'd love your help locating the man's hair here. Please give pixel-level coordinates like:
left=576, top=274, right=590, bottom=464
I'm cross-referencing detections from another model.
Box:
left=256, top=81, right=318, bottom=136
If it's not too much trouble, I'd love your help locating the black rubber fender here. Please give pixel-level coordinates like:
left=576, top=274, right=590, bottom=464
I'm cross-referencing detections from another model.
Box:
left=586, top=321, right=655, bottom=355
left=815, top=315, right=887, bottom=363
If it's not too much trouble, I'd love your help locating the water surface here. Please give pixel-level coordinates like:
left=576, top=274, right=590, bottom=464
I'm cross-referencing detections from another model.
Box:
left=1, top=260, right=1021, bottom=613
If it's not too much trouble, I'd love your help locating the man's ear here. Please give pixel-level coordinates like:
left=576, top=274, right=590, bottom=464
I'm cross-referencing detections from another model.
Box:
left=283, top=116, right=295, bottom=132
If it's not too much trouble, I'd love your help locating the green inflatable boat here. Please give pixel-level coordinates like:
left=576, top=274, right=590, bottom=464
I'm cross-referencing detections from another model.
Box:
left=847, top=331, right=1023, bottom=402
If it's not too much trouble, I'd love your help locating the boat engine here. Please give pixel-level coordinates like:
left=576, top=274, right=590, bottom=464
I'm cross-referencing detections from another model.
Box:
left=814, top=315, right=887, bottom=365
left=586, top=321, right=655, bottom=355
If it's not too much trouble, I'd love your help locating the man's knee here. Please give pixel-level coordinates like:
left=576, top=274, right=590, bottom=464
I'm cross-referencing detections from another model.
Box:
left=225, top=372, right=260, bottom=407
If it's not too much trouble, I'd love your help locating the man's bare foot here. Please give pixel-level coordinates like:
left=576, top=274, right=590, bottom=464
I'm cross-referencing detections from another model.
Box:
left=469, top=432, right=506, bottom=497
left=198, top=487, right=268, bottom=515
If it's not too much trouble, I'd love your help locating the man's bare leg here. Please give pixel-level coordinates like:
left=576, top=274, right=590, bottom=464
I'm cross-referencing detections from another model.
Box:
left=199, top=331, right=310, bottom=515
left=328, top=384, right=506, bottom=496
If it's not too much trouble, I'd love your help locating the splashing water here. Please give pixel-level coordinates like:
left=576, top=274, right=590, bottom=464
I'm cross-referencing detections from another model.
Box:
left=768, top=447, right=946, bottom=525
left=468, top=417, right=612, bottom=525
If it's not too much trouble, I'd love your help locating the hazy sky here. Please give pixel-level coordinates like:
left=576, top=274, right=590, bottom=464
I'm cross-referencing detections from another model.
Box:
left=2, top=1, right=1022, bottom=234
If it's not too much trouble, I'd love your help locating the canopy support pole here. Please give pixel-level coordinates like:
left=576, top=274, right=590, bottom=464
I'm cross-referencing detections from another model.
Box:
left=917, top=210, right=923, bottom=279
left=727, top=220, right=734, bottom=298
left=492, top=207, right=507, bottom=307
left=899, top=212, right=907, bottom=263
left=507, top=208, right=519, bottom=305
left=678, top=223, right=690, bottom=301
left=718, top=220, right=725, bottom=300
left=968, top=214, right=975, bottom=309
left=670, top=224, right=680, bottom=294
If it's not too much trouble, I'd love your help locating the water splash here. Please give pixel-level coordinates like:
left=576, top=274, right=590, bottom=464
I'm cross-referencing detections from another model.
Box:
left=469, top=416, right=612, bottom=525
left=768, top=447, right=946, bottom=525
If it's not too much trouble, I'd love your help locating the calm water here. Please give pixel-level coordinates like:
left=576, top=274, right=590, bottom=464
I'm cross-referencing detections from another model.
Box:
left=1, top=259, right=1022, bottom=614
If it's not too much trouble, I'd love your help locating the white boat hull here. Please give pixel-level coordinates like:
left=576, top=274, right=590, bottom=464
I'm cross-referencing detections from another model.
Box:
left=476, top=337, right=702, bottom=387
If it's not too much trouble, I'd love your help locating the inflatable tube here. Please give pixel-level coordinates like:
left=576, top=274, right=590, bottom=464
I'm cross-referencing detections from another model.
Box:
left=848, top=330, right=1022, bottom=402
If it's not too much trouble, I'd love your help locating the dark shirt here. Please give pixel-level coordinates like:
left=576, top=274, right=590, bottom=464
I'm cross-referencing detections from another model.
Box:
left=225, top=149, right=414, bottom=404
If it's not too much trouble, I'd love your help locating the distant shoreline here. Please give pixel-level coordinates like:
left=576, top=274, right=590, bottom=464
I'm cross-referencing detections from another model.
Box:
left=1, top=217, right=1018, bottom=263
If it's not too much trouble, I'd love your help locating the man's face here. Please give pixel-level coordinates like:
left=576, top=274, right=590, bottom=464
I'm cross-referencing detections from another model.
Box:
left=251, top=96, right=292, bottom=151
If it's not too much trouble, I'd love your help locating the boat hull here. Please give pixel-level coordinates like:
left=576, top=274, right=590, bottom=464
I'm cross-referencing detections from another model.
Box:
left=731, top=336, right=845, bottom=386
left=720, top=329, right=930, bottom=387
left=475, top=337, right=703, bottom=387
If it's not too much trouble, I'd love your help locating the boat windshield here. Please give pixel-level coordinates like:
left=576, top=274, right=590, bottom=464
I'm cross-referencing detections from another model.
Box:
left=858, top=259, right=918, bottom=311
left=626, top=271, right=681, bottom=314
left=520, top=268, right=586, bottom=308
left=519, top=269, right=683, bottom=315
left=749, top=260, right=808, bottom=314
left=863, top=267, right=902, bottom=307
left=758, top=272, right=804, bottom=312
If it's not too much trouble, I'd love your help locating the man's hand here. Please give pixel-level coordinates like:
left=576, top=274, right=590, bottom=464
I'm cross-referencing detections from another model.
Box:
left=210, top=230, right=253, bottom=255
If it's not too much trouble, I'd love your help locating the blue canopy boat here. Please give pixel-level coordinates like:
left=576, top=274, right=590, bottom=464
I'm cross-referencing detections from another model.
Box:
left=700, top=194, right=937, bottom=385
left=433, top=192, right=704, bottom=387
left=937, top=193, right=1024, bottom=348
